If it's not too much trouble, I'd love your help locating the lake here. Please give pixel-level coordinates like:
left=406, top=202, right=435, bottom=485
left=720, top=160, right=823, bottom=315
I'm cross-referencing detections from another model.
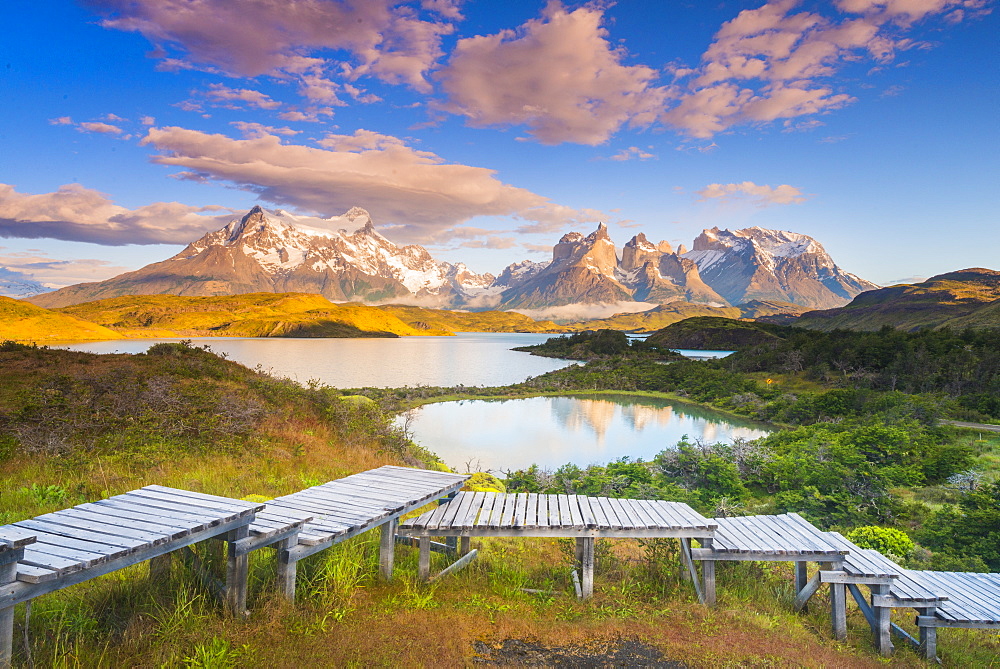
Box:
left=400, top=394, right=771, bottom=472
left=59, top=333, right=576, bottom=388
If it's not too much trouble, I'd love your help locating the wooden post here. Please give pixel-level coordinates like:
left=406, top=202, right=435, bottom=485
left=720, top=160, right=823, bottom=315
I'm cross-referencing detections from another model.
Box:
left=379, top=519, right=398, bottom=581
left=0, top=547, right=21, bottom=669
left=871, top=584, right=893, bottom=656
left=580, top=537, right=594, bottom=599
left=460, top=536, right=471, bottom=556
left=418, top=537, right=431, bottom=582
left=918, top=607, right=937, bottom=661
left=679, top=538, right=690, bottom=582
left=823, top=563, right=847, bottom=641
left=149, top=553, right=172, bottom=581
left=276, top=536, right=298, bottom=602
left=575, top=537, right=585, bottom=567
left=225, top=525, right=250, bottom=616
left=794, top=561, right=808, bottom=595
left=701, top=538, right=716, bottom=607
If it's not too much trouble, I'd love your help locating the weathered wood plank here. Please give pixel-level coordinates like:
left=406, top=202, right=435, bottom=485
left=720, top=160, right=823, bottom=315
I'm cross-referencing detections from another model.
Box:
left=12, top=519, right=149, bottom=552
left=0, top=528, right=36, bottom=548
left=524, top=493, right=538, bottom=529
left=14, top=563, right=59, bottom=585
left=32, top=510, right=172, bottom=545
left=475, top=493, right=497, bottom=529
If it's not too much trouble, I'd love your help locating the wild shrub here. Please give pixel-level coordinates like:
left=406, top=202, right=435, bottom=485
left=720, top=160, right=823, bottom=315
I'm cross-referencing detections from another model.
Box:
left=844, top=526, right=915, bottom=560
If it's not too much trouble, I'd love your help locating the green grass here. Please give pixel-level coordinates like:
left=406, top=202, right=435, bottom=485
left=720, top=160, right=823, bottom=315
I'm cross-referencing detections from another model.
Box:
left=14, top=532, right=999, bottom=667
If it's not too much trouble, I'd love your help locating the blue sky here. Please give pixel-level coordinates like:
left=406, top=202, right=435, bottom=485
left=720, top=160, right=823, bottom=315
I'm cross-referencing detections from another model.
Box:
left=1, top=0, right=997, bottom=290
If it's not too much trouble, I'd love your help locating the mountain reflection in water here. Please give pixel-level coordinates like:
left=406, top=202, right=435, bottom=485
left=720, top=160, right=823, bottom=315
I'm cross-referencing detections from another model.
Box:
left=402, top=394, right=771, bottom=472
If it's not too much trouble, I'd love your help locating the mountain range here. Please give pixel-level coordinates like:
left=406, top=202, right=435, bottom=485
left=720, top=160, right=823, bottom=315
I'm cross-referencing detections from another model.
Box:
left=27, top=206, right=877, bottom=312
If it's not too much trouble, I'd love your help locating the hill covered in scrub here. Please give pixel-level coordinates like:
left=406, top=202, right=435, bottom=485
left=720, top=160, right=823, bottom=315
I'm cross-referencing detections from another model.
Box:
left=645, top=317, right=786, bottom=350
left=797, top=268, right=1000, bottom=332
left=512, top=329, right=685, bottom=361
left=56, top=293, right=445, bottom=338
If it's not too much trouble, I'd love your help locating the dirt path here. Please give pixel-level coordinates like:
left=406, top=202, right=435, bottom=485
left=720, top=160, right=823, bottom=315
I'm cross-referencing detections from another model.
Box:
left=473, top=639, right=686, bottom=667
left=941, top=420, right=1000, bottom=433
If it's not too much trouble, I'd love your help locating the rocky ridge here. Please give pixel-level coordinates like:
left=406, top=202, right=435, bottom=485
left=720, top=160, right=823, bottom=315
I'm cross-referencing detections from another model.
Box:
left=28, top=206, right=875, bottom=312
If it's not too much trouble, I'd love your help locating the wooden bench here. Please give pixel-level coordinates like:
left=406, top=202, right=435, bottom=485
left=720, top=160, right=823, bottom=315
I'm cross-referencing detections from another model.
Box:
left=398, top=492, right=717, bottom=599
left=244, top=466, right=469, bottom=602
left=0, top=486, right=264, bottom=667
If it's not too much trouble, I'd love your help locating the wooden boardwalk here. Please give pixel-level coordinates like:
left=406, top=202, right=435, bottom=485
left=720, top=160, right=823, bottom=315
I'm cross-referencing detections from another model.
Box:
left=1, top=486, right=264, bottom=666
left=244, top=465, right=468, bottom=600
left=398, top=492, right=716, bottom=598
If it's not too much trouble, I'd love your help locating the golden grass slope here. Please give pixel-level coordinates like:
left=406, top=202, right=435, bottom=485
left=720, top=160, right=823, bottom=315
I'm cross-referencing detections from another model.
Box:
left=796, top=268, right=1000, bottom=332
left=58, top=293, right=445, bottom=338
left=0, top=296, right=124, bottom=342
left=377, top=304, right=564, bottom=333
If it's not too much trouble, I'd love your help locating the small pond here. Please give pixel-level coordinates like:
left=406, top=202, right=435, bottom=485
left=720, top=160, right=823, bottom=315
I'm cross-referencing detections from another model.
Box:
left=400, top=393, right=771, bottom=472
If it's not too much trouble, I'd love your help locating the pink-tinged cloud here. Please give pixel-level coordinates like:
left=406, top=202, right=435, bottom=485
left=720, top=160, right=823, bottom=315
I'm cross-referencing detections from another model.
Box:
left=835, top=0, right=988, bottom=25
left=48, top=117, right=74, bottom=126
left=696, top=181, right=808, bottom=207
left=84, top=0, right=458, bottom=93
left=0, top=183, right=236, bottom=245
left=77, top=121, right=124, bottom=134
left=661, top=0, right=980, bottom=138
left=231, top=122, right=301, bottom=138
left=203, top=83, right=282, bottom=109
left=140, top=126, right=607, bottom=241
left=437, top=2, right=667, bottom=145
left=0, top=251, right=133, bottom=288
left=609, top=146, right=655, bottom=161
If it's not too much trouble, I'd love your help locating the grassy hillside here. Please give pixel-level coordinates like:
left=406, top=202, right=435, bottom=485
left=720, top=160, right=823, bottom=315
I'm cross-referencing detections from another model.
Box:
left=58, top=293, right=445, bottom=338
left=0, top=295, right=124, bottom=342
left=377, top=304, right=563, bottom=333
left=797, top=268, right=1000, bottom=332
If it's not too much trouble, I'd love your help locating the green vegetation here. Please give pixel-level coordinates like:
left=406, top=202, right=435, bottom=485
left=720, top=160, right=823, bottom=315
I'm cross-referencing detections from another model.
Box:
left=845, top=526, right=915, bottom=561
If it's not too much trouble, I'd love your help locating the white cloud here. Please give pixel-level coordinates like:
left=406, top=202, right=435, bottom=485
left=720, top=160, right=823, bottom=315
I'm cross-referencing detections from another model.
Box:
left=140, top=125, right=608, bottom=242
left=0, top=183, right=236, bottom=245
left=695, top=181, right=808, bottom=207
left=436, top=2, right=667, bottom=145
